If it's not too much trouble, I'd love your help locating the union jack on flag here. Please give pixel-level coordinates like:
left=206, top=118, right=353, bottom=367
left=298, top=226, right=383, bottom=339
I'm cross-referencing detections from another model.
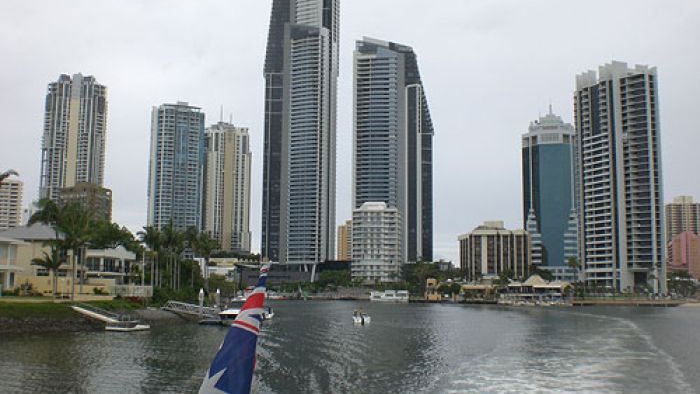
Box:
left=199, top=264, right=270, bottom=394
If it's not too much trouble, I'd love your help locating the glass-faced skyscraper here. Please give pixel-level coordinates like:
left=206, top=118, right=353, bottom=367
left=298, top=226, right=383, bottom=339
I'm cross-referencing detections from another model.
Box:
left=521, top=107, right=577, bottom=279
left=575, top=61, right=665, bottom=293
left=147, top=102, right=205, bottom=232
left=261, top=0, right=339, bottom=270
left=40, top=74, right=107, bottom=202
left=353, top=38, right=434, bottom=270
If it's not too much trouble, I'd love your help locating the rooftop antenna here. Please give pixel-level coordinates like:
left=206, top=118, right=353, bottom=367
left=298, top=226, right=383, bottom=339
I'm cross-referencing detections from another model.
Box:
left=548, top=100, right=553, bottom=115
left=220, top=106, right=224, bottom=123
left=229, top=113, right=233, bottom=124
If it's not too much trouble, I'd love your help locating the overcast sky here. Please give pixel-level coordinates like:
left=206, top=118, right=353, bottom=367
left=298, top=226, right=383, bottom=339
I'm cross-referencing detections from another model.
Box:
left=1, top=0, right=699, bottom=263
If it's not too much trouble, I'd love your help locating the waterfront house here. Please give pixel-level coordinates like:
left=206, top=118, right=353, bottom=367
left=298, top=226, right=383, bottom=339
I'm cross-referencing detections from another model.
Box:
left=0, top=236, right=26, bottom=293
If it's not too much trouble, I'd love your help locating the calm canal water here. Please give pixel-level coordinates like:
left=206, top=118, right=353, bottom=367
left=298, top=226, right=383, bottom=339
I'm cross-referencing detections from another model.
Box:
left=2, top=302, right=700, bottom=393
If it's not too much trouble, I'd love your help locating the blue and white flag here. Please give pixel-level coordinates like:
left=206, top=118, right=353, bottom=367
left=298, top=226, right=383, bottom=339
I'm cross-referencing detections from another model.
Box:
left=199, top=264, right=270, bottom=394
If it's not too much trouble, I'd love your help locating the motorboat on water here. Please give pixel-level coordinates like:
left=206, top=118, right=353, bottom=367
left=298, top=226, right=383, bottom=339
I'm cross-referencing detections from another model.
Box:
left=218, top=306, right=274, bottom=326
left=369, top=290, right=409, bottom=303
left=105, top=321, right=150, bottom=332
left=352, top=311, right=371, bottom=325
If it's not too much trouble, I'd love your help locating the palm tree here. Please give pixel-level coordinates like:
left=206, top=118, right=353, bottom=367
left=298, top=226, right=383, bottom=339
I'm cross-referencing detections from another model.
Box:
left=56, top=203, right=93, bottom=299
left=188, top=230, right=220, bottom=291
left=138, top=226, right=163, bottom=288
left=30, top=200, right=94, bottom=300
left=31, top=246, right=64, bottom=299
left=161, top=222, right=184, bottom=289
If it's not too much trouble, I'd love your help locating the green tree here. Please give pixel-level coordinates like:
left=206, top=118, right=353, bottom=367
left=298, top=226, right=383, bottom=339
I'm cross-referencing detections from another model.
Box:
left=160, top=222, right=185, bottom=289
left=186, top=228, right=220, bottom=291
left=317, top=269, right=352, bottom=289
left=31, top=245, right=64, bottom=298
left=30, top=199, right=92, bottom=300
left=138, top=225, right=163, bottom=288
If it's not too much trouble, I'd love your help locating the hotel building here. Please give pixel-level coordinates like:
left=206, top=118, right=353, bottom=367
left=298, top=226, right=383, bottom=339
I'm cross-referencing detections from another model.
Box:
left=261, top=0, right=339, bottom=275
left=203, top=122, right=252, bottom=253
left=458, top=221, right=531, bottom=281
left=40, top=74, right=107, bottom=202
left=352, top=37, right=434, bottom=274
left=574, top=61, right=665, bottom=293
left=522, top=107, right=578, bottom=280
left=147, top=102, right=205, bottom=231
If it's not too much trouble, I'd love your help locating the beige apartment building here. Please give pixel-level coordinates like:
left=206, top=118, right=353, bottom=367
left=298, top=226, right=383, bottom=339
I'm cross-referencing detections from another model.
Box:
left=458, top=221, right=531, bottom=281
left=0, top=179, right=23, bottom=230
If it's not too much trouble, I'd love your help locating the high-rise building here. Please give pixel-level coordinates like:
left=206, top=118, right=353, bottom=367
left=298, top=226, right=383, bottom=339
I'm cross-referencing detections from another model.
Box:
left=522, top=107, right=577, bottom=278
left=665, top=196, right=700, bottom=239
left=458, top=221, right=531, bottom=282
left=261, top=0, right=339, bottom=274
left=351, top=202, right=403, bottom=283
left=147, top=102, right=205, bottom=231
left=336, top=219, right=352, bottom=261
left=668, top=231, right=700, bottom=280
left=58, top=182, right=112, bottom=222
left=0, top=179, right=23, bottom=230
left=574, top=61, right=665, bottom=293
left=203, top=122, right=252, bottom=253
left=352, top=37, right=434, bottom=265
left=40, top=74, right=107, bottom=202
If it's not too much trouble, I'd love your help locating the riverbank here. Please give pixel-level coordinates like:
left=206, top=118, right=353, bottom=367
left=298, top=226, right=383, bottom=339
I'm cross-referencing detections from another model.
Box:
left=0, top=302, right=102, bottom=334
left=0, top=298, right=148, bottom=335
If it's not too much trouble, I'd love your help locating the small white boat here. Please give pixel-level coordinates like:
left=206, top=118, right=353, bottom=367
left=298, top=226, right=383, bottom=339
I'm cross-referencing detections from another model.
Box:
left=352, top=312, right=371, bottom=325
left=105, top=321, right=150, bottom=332
left=370, top=290, right=409, bottom=303
left=218, top=307, right=241, bottom=326
left=218, top=306, right=274, bottom=326
left=262, top=306, right=274, bottom=320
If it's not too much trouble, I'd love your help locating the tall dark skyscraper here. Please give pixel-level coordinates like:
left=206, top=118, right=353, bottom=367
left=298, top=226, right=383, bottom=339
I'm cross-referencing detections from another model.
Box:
left=521, top=107, right=578, bottom=281
left=352, top=37, right=434, bottom=271
left=261, top=0, right=339, bottom=272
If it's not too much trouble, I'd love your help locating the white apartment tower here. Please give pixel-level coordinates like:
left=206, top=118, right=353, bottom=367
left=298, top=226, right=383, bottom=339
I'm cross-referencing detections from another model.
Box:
left=352, top=202, right=403, bottom=283
left=203, top=122, right=252, bottom=253
left=147, top=102, right=205, bottom=231
left=40, top=74, right=107, bottom=202
left=0, top=179, right=23, bottom=230
left=574, top=61, right=665, bottom=293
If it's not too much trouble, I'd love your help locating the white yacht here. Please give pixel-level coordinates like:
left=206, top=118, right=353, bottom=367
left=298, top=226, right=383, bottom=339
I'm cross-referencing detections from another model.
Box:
left=218, top=306, right=274, bottom=326
left=369, top=290, right=409, bottom=303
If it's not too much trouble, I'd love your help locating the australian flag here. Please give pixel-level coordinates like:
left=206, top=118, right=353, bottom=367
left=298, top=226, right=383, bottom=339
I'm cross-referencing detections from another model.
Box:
left=199, top=264, right=270, bottom=394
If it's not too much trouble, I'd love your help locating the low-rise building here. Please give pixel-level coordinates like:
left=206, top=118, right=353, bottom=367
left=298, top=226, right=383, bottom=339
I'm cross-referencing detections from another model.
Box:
left=0, top=224, right=147, bottom=297
left=458, top=221, right=531, bottom=281
left=0, top=236, right=26, bottom=293
left=351, top=202, right=403, bottom=283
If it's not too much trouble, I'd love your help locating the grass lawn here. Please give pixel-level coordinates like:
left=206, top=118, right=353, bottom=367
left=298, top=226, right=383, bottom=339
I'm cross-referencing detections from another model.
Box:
left=0, top=297, right=142, bottom=319
left=0, top=302, right=76, bottom=319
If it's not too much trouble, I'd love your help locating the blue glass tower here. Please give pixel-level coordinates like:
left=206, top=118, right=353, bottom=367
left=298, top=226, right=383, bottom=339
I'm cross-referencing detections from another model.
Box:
left=522, top=107, right=576, bottom=274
